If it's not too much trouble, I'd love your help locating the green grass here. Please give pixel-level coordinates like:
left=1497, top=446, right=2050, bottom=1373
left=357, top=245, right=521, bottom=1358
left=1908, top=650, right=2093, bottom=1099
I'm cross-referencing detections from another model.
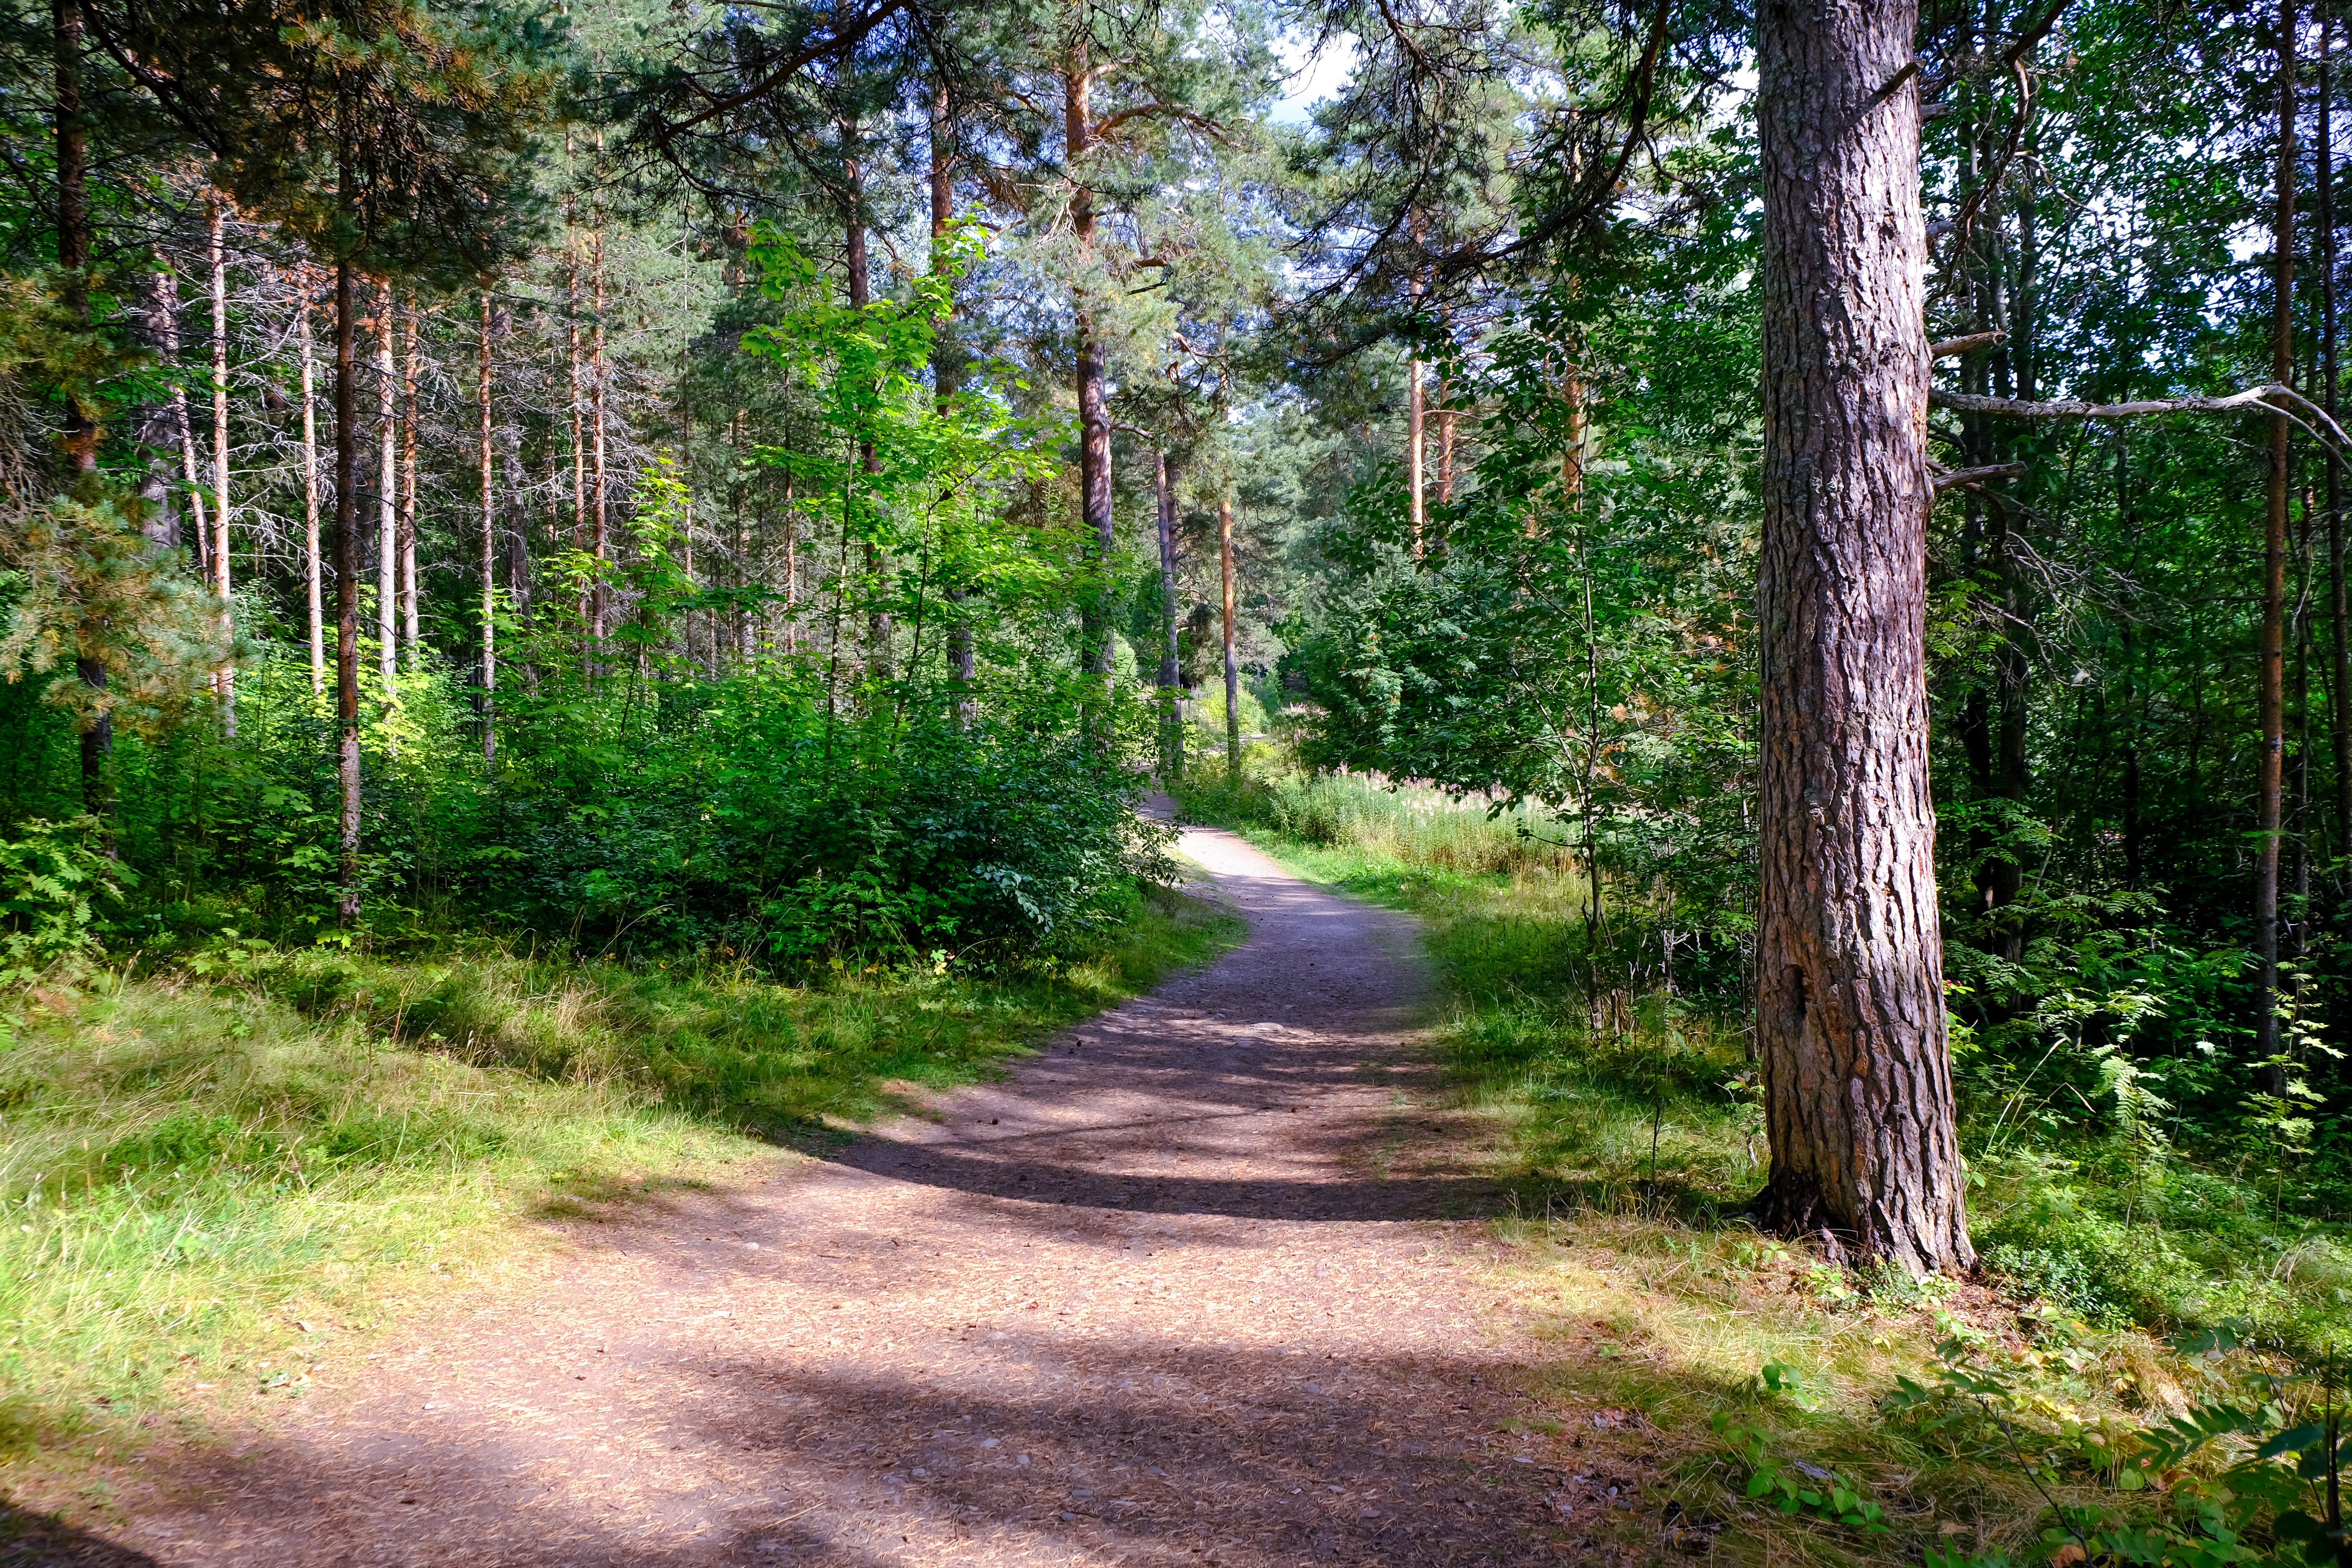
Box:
left=1170, top=765, right=2344, bottom=1568
left=0, top=880, right=1240, bottom=1476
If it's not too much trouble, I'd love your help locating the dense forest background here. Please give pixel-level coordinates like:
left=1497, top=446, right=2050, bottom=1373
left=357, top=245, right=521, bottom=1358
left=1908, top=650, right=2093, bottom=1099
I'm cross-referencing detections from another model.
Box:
left=1, top=0, right=2350, bottom=1370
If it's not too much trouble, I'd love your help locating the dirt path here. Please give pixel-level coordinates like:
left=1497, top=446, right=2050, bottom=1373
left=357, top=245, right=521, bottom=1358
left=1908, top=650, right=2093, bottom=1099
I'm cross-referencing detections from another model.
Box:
left=82, top=826, right=1638, bottom=1567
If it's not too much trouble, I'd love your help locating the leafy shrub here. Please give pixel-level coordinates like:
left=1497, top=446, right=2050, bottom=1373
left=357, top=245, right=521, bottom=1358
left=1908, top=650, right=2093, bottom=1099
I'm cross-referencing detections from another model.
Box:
left=0, top=814, right=126, bottom=983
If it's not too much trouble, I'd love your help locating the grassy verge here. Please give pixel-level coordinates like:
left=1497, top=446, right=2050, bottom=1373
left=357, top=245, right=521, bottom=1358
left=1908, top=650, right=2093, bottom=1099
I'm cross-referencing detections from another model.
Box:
left=0, top=880, right=1240, bottom=1484
left=1171, top=767, right=2343, bottom=1568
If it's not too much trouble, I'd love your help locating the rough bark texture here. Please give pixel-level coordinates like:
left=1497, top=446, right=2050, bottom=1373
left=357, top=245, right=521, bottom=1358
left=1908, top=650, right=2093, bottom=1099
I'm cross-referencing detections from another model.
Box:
left=1752, top=0, right=1972, bottom=1274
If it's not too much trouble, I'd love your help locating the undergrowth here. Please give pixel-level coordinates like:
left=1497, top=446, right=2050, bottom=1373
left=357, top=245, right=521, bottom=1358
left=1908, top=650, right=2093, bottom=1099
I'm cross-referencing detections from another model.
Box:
left=1171, top=763, right=2352, bottom=1566
left=0, top=880, right=1240, bottom=1478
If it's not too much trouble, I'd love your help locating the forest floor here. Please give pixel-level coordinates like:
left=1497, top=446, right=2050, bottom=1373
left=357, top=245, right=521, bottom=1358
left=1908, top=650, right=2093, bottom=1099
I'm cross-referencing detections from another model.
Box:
left=5, top=822, right=1662, bottom=1567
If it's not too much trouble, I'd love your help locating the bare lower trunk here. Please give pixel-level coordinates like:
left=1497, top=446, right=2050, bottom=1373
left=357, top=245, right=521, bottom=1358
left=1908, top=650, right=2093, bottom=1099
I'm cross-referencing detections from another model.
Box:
left=1751, top=0, right=1971, bottom=1274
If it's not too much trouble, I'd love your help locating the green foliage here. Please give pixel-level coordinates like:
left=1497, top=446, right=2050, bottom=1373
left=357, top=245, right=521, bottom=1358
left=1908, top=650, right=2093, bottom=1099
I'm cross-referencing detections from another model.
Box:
left=0, top=814, right=124, bottom=984
left=0, top=884, right=1238, bottom=1453
left=1713, top=1415, right=1894, bottom=1536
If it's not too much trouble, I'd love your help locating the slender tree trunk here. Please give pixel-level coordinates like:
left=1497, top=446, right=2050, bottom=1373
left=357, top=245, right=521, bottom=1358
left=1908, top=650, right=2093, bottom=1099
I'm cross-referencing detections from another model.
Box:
left=375, top=279, right=398, bottom=701
left=480, top=289, right=496, bottom=764
left=333, top=109, right=364, bottom=925
left=1156, top=448, right=1183, bottom=777
left=2120, top=437, right=2143, bottom=887
left=1407, top=347, right=1425, bottom=555
left=1751, top=0, right=1971, bottom=1273
left=1437, top=382, right=1457, bottom=508
left=209, top=198, right=234, bottom=736
left=399, top=300, right=420, bottom=663
left=133, top=263, right=182, bottom=550
left=933, top=72, right=976, bottom=696
left=566, top=138, right=586, bottom=639
left=2259, top=0, right=2298, bottom=1075
left=300, top=283, right=324, bottom=696
left=1067, top=54, right=1116, bottom=685
left=56, top=0, right=107, bottom=817
left=1220, top=495, right=1239, bottom=783
left=2324, top=26, right=2350, bottom=863
left=590, top=168, right=608, bottom=649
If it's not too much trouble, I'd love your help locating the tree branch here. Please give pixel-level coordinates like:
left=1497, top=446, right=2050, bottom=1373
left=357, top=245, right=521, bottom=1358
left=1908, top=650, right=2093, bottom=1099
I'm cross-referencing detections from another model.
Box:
left=1929, top=331, right=2007, bottom=358
left=1931, top=461, right=2028, bottom=490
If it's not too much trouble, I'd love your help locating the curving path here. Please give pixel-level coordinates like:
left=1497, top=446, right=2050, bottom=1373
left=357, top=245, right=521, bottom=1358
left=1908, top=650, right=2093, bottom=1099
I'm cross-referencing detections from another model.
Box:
left=87, top=825, right=1619, bottom=1567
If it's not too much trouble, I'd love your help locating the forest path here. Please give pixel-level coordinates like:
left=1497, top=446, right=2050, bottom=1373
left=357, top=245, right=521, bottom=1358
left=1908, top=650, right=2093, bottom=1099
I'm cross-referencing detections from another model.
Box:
left=111, top=825, right=1624, bottom=1567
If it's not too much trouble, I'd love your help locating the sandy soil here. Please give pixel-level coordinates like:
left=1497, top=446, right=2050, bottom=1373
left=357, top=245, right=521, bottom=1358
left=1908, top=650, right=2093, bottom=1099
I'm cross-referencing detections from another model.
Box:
left=28, top=824, right=1651, bottom=1566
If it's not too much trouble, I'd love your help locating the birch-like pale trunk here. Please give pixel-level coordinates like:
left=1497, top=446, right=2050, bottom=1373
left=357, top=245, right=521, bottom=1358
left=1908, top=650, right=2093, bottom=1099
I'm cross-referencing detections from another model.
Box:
left=208, top=198, right=234, bottom=734
left=299, top=283, right=324, bottom=696
left=375, top=279, right=397, bottom=700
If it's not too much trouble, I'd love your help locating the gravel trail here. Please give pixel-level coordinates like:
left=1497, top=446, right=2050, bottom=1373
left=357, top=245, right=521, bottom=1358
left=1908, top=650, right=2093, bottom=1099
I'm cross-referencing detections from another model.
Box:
left=70, top=824, right=1613, bottom=1567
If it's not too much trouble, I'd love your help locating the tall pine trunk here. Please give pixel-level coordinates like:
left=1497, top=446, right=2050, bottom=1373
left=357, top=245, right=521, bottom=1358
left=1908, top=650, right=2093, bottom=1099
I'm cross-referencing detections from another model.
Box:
left=933, top=72, right=975, bottom=695
left=399, top=301, right=420, bottom=663
left=375, top=279, right=398, bottom=700
left=1751, top=0, right=1972, bottom=1273
left=479, top=290, right=496, bottom=763
left=2324, top=22, right=2350, bottom=856
left=1220, top=495, right=1238, bottom=783
left=2258, top=0, right=2297, bottom=1078
left=1156, top=447, right=1183, bottom=777
left=332, top=103, right=364, bottom=925
left=55, top=0, right=109, bottom=817
left=300, top=282, right=324, bottom=696
left=209, top=198, right=234, bottom=736
left=1067, top=54, right=1115, bottom=686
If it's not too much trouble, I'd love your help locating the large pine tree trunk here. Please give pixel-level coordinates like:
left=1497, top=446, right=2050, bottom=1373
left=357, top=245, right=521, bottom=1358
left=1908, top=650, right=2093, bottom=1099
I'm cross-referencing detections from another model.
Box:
left=1752, top=0, right=1972, bottom=1274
